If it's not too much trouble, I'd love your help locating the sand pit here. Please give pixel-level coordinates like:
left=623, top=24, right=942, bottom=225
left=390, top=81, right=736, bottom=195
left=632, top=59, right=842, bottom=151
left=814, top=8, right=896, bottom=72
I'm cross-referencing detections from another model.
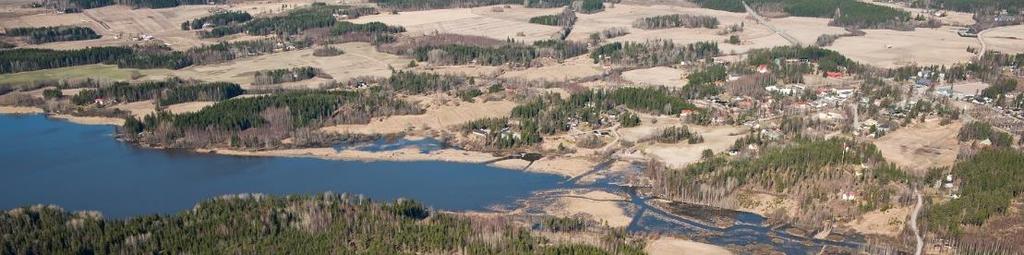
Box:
left=982, top=25, right=1024, bottom=54
left=645, top=236, right=733, bottom=255
left=351, top=5, right=563, bottom=43
left=164, top=101, right=215, bottom=114
left=171, top=42, right=411, bottom=87
left=499, top=56, right=603, bottom=82
left=545, top=190, right=633, bottom=228
left=873, top=119, right=961, bottom=175
left=644, top=125, right=747, bottom=168
left=828, top=26, right=978, bottom=68
left=621, top=66, right=687, bottom=87
left=843, top=206, right=910, bottom=237
left=321, top=99, right=516, bottom=135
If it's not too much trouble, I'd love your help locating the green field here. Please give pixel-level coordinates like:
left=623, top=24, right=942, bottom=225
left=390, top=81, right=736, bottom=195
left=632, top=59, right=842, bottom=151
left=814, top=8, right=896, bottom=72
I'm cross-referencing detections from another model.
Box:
left=0, top=64, right=169, bottom=88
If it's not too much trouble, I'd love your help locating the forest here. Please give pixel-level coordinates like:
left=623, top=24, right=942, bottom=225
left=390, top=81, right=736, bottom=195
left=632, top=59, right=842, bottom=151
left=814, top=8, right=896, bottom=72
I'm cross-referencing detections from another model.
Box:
left=928, top=0, right=1024, bottom=14
left=579, top=0, right=605, bottom=14
left=158, top=82, right=243, bottom=105
left=3, top=26, right=100, bottom=44
left=0, top=47, right=133, bottom=74
left=181, top=11, right=252, bottom=30
left=957, top=121, right=1015, bottom=147
left=926, top=149, right=1024, bottom=236
left=413, top=44, right=538, bottom=66
left=385, top=70, right=468, bottom=95
left=41, top=0, right=224, bottom=12
left=253, top=66, right=323, bottom=85
left=632, top=14, right=720, bottom=29
left=745, top=45, right=861, bottom=73
left=590, top=40, right=720, bottom=67
left=693, top=0, right=911, bottom=29
left=198, top=4, right=380, bottom=38
left=0, top=193, right=646, bottom=254
left=69, top=79, right=243, bottom=106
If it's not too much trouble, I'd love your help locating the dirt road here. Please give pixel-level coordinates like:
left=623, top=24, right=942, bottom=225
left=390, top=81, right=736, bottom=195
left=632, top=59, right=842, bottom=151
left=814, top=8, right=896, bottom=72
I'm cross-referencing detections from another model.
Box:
left=743, top=1, right=801, bottom=46
left=910, top=190, right=923, bottom=255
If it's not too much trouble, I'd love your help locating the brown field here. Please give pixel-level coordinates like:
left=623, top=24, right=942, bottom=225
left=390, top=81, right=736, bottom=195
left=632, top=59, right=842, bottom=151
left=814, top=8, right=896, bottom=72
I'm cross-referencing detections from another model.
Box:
left=828, top=26, right=978, bottom=68
left=620, top=66, right=688, bottom=87
left=111, top=100, right=156, bottom=118
left=165, top=101, right=215, bottom=114
left=982, top=24, right=1024, bottom=54
left=860, top=0, right=975, bottom=27
left=645, top=237, right=733, bottom=255
left=499, top=56, right=603, bottom=82
left=170, top=42, right=412, bottom=87
left=643, top=125, right=747, bottom=168
left=843, top=205, right=911, bottom=237
left=351, top=5, right=563, bottom=43
left=873, top=119, right=962, bottom=175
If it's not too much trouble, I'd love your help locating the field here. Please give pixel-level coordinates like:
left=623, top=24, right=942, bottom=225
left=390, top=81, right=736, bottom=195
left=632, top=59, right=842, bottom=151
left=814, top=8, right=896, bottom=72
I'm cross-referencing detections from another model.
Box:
left=860, top=0, right=975, bottom=27
left=828, top=26, right=978, bottom=68
left=620, top=66, right=688, bottom=87
left=873, top=119, right=962, bottom=175
left=644, top=125, right=747, bottom=168
left=350, top=5, right=564, bottom=43
left=540, top=189, right=633, bottom=228
left=645, top=237, right=733, bottom=255
left=982, top=25, right=1024, bottom=54
left=170, top=42, right=412, bottom=88
left=0, top=64, right=168, bottom=88
left=499, top=56, right=603, bottom=82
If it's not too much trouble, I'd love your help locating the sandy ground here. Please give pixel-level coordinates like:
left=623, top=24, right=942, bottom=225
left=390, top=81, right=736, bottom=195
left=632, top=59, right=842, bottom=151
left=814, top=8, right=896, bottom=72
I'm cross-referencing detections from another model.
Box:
left=492, top=156, right=597, bottom=178
left=644, top=125, right=747, bottom=168
left=171, top=42, right=411, bottom=87
left=111, top=100, right=156, bottom=118
left=567, top=4, right=834, bottom=54
left=0, top=106, right=44, bottom=114
left=828, top=26, right=978, bottom=68
left=981, top=25, right=1024, bottom=54
left=544, top=190, right=633, bottom=228
left=202, top=145, right=585, bottom=177
left=351, top=5, right=563, bottom=43
left=645, top=236, right=733, bottom=255
left=164, top=101, right=215, bottom=114
left=499, top=56, right=603, bottom=82
left=50, top=114, right=124, bottom=125
left=843, top=206, right=910, bottom=237
left=322, top=99, right=517, bottom=134
left=621, top=66, right=687, bottom=87
left=873, top=119, right=961, bottom=175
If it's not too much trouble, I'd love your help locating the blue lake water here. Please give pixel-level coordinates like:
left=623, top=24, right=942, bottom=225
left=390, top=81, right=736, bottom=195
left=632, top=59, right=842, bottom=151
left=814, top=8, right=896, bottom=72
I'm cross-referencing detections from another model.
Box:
left=0, top=114, right=566, bottom=218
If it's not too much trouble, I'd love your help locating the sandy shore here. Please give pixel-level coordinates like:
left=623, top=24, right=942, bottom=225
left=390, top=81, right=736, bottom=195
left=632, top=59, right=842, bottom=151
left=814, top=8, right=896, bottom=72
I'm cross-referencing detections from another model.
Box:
left=200, top=146, right=594, bottom=178
left=0, top=106, right=44, bottom=114
left=49, top=114, right=125, bottom=126
left=544, top=190, right=633, bottom=228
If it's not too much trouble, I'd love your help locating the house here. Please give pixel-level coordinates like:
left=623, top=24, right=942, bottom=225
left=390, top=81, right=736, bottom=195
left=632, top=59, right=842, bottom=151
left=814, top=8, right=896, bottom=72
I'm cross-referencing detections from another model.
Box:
left=757, top=64, right=770, bottom=74
left=840, top=191, right=857, bottom=201
left=826, top=71, right=844, bottom=78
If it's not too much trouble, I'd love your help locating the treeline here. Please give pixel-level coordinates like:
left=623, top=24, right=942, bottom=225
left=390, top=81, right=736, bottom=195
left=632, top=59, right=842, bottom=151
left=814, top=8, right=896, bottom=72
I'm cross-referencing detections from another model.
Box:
left=657, top=126, right=703, bottom=144
left=0, top=193, right=646, bottom=254
left=181, top=11, right=252, bottom=30
left=385, top=70, right=467, bottom=94
left=4, top=26, right=100, bottom=44
left=198, top=4, right=381, bottom=38
left=927, top=149, right=1024, bottom=236
left=632, top=14, right=720, bottom=29
left=590, top=40, right=720, bottom=67
left=0, top=39, right=307, bottom=73
left=124, top=90, right=421, bottom=148
left=745, top=45, right=861, bottom=73
left=957, top=122, right=1014, bottom=147
left=69, top=78, right=243, bottom=105
left=371, top=0, right=520, bottom=10
left=927, top=0, right=1024, bottom=14
left=409, top=38, right=589, bottom=67
left=41, top=0, right=224, bottom=12
left=682, top=64, right=727, bottom=99
left=253, top=66, right=322, bottom=85
left=693, top=0, right=911, bottom=29
left=579, top=0, right=604, bottom=14
left=529, top=7, right=577, bottom=27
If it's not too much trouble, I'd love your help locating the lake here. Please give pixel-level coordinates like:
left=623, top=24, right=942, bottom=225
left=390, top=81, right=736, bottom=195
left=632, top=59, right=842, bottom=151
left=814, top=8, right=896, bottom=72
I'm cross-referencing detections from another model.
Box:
left=0, top=114, right=566, bottom=218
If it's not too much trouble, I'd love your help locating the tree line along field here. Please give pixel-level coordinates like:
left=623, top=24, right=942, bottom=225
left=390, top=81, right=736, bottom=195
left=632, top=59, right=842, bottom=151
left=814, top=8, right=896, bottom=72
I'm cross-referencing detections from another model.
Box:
left=0, top=193, right=646, bottom=254
left=693, top=0, right=912, bottom=29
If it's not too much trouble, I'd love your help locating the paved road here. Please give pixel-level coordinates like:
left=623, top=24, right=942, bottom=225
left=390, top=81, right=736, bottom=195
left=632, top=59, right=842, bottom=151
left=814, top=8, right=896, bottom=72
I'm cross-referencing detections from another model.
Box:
left=743, top=1, right=801, bottom=46
left=910, top=190, right=924, bottom=255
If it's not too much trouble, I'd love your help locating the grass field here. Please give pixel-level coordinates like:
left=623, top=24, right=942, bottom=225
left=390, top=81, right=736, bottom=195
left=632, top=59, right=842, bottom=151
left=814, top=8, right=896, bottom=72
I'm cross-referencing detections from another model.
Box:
left=0, top=64, right=168, bottom=88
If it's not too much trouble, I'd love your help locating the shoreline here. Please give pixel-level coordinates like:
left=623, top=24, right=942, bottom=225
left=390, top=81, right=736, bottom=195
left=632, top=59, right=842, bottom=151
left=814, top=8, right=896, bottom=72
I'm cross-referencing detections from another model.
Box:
left=0, top=107, right=124, bottom=126
left=197, top=146, right=594, bottom=178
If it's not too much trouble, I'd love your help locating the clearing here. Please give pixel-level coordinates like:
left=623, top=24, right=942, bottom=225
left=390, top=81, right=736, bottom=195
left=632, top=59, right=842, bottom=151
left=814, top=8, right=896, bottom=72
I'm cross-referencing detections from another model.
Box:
left=321, top=99, right=516, bottom=135
left=621, top=66, right=687, bottom=87
left=828, top=26, right=978, bottom=68
left=873, top=119, right=961, bottom=175
left=351, top=5, right=563, bottom=43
